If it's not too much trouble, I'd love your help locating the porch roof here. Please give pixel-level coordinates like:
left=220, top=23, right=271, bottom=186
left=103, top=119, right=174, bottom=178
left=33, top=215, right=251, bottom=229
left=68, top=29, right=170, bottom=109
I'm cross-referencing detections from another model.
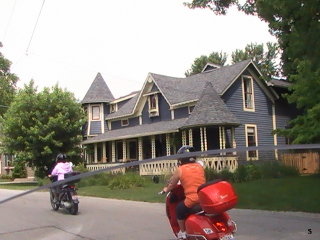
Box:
left=82, top=118, right=188, bottom=144
left=182, top=82, right=240, bottom=128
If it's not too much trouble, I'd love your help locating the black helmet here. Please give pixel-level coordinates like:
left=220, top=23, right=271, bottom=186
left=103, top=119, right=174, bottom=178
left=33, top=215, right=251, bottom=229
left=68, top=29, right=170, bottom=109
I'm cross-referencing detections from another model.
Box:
left=177, top=145, right=196, bottom=165
left=56, top=153, right=67, bottom=162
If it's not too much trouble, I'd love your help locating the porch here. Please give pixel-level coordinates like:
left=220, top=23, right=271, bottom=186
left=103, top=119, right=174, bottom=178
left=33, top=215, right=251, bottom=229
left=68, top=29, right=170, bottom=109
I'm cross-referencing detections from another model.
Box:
left=83, top=124, right=239, bottom=175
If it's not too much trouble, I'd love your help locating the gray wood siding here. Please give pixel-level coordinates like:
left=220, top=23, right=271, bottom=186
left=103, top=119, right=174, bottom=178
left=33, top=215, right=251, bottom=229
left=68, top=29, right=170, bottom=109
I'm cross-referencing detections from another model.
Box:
left=223, top=75, right=275, bottom=161
left=141, top=93, right=171, bottom=124
left=111, top=117, right=140, bottom=130
left=275, top=97, right=298, bottom=145
left=174, top=106, right=189, bottom=119
left=90, top=121, right=102, bottom=135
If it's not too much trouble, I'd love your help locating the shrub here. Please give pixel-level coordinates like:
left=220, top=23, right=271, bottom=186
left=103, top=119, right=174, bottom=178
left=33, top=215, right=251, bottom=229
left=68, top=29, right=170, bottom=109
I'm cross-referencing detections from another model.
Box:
left=74, top=163, right=89, bottom=173
left=205, top=168, right=220, bottom=181
left=245, top=163, right=261, bottom=181
left=11, top=155, right=27, bottom=179
left=77, top=173, right=111, bottom=187
left=219, top=168, right=234, bottom=181
left=233, top=165, right=247, bottom=183
left=108, top=173, right=146, bottom=190
left=0, top=174, right=13, bottom=180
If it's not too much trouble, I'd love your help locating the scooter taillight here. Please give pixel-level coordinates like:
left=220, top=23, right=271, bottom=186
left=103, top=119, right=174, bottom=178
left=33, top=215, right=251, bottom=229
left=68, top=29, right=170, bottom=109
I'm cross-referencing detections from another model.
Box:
left=213, top=222, right=227, bottom=232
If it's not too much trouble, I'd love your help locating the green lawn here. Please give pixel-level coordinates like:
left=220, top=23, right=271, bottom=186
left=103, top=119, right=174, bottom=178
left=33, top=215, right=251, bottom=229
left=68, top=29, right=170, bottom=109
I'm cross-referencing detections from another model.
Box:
left=233, top=175, right=320, bottom=213
left=1, top=175, right=319, bottom=213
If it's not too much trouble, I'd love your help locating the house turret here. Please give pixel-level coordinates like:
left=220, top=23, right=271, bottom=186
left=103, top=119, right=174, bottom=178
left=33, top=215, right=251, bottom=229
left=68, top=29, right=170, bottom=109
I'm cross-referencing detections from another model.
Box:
left=82, top=73, right=115, bottom=138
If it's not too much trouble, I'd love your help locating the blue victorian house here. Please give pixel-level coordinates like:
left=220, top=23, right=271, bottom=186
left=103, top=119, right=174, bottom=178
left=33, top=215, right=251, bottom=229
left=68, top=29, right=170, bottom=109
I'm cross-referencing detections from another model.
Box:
left=80, top=60, right=297, bottom=175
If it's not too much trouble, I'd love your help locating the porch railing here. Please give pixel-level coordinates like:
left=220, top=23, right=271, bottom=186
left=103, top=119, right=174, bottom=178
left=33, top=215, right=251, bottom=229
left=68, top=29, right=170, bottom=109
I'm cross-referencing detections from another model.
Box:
left=139, top=156, right=238, bottom=176
left=85, top=156, right=239, bottom=176
left=86, top=163, right=125, bottom=174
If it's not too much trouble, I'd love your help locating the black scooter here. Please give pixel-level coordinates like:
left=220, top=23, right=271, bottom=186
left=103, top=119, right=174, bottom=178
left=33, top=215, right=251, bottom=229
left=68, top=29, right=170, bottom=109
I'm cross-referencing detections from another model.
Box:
left=49, top=172, right=80, bottom=215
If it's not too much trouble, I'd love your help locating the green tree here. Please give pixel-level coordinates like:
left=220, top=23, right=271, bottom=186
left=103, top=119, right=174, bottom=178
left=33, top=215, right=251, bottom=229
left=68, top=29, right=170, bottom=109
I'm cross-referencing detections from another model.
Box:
left=185, top=51, right=227, bottom=76
left=185, top=0, right=320, bottom=143
left=1, top=81, right=85, bottom=177
left=0, top=42, right=18, bottom=116
left=232, top=42, right=279, bottom=80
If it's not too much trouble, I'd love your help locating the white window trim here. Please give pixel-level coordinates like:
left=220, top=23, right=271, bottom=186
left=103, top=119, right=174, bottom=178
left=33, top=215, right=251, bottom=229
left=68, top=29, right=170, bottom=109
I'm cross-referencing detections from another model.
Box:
left=121, top=118, right=129, bottom=126
left=110, top=103, right=118, bottom=113
left=148, top=94, right=159, bottom=117
left=242, top=75, right=255, bottom=112
left=91, top=105, right=101, bottom=120
left=188, top=105, right=195, bottom=114
left=245, top=124, right=259, bottom=160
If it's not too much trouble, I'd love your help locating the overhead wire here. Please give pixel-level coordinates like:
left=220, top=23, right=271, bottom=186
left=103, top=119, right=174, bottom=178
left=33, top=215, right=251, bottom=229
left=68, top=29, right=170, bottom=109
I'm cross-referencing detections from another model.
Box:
left=26, top=0, right=46, bottom=55
left=2, top=0, right=17, bottom=44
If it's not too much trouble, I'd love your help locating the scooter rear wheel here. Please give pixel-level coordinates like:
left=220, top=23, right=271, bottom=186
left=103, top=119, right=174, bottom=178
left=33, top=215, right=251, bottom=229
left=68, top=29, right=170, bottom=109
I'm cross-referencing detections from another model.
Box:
left=67, top=202, right=78, bottom=215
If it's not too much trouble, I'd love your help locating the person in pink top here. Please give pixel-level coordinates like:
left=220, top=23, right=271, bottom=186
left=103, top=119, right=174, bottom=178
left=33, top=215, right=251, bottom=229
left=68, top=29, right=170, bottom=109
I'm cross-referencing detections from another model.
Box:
left=49, top=153, right=73, bottom=202
left=50, top=153, right=73, bottom=180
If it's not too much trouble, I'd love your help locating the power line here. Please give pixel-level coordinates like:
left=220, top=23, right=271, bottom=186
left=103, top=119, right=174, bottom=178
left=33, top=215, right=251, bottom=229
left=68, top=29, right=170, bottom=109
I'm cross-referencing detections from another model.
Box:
left=2, top=0, right=17, bottom=43
left=26, top=0, right=46, bottom=55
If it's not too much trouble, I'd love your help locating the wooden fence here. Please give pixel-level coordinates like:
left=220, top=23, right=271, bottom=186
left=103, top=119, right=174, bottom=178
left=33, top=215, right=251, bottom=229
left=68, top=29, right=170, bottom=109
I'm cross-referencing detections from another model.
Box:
left=280, top=152, right=320, bottom=174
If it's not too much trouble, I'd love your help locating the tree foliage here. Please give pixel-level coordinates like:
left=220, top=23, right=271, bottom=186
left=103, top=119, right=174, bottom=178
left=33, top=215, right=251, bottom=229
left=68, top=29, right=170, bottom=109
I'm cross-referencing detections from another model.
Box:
left=186, top=42, right=279, bottom=80
left=231, top=42, right=279, bottom=80
left=0, top=42, right=18, bottom=116
left=185, top=51, right=227, bottom=76
left=185, top=0, right=320, bottom=143
left=1, top=81, right=85, bottom=177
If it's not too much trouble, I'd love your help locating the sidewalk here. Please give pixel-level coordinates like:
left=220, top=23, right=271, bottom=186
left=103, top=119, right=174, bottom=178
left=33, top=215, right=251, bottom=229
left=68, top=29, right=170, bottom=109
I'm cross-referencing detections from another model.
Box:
left=0, top=177, right=37, bottom=185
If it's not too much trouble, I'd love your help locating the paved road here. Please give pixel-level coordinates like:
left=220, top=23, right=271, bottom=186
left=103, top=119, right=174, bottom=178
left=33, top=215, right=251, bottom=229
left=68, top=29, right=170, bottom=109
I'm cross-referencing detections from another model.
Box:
left=0, top=189, right=319, bottom=240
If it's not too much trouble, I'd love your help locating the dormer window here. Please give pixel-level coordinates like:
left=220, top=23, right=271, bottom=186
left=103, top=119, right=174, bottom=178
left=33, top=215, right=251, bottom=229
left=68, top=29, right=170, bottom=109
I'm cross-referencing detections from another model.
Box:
left=92, top=106, right=100, bottom=120
left=110, top=103, right=117, bottom=113
left=148, top=94, right=159, bottom=117
left=242, top=76, right=255, bottom=111
left=121, top=119, right=129, bottom=126
left=188, top=105, right=195, bottom=114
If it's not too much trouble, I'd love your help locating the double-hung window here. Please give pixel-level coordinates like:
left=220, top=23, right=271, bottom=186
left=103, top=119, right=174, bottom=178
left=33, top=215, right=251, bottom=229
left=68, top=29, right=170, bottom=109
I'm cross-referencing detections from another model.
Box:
left=245, top=125, right=258, bottom=160
left=242, top=76, right=255, bottom=111
left=148, top=94, right=159, bottom=117
left=92, top=106, right=100, bottom=120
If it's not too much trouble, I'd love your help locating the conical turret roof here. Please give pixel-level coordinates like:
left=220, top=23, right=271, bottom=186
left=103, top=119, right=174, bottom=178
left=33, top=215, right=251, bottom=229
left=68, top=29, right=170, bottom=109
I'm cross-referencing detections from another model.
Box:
left=81, top=73, right=115, bottom=104
left=183, top=82, right=240, bottom=128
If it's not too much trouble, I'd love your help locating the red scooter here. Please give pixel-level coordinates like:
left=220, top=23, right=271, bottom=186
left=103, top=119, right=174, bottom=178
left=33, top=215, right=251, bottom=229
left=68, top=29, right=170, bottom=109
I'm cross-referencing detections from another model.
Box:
left=161, top=179, right=238, bottom=240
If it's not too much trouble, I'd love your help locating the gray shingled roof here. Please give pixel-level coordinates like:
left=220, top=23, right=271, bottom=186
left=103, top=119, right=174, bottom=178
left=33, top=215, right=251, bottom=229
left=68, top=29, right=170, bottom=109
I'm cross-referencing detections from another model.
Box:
left=81, top=73, right=115, bottom=104
left=182, top=82, right=240, bottom=128
left=268, top=79, right=291, bottom=88
left=99, top=60, right=252, bottom=120
left=106, top=92, right=140, bottom=119
left=153, top=59, right=252, bottom=105
left=82, top=118, right=187, bottom=144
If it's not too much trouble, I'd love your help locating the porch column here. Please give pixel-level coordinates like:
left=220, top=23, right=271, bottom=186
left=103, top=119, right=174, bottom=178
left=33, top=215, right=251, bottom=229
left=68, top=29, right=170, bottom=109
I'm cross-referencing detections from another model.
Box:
left=272, top=104, right=278, bottom=160
left=203, top=127, right=207, bottom=151
left=94, top=143, right=98, bottom=163
left=231, top=127, right=237, bottom=155
left=166, top=133, right=171, bottom=156
left=182, top=130, right=187, bottom=146
left=151, top=136, right=156, bottom=159
left=122, top=140, right=127, bottom=162
left=219, top=127, right=222, bottom=156
left=222, top=127, right=226, bottom=155
left=138, top=137, right=143, bottom=160
left=112, top=141, right=116, bottom=162
left=188, top=129, right=193, bottom=147
left=102, top=142, right=107, bottom=163
left=200, top=127, right=204, bottom=151
left=84, top=149, right=88, bottom=164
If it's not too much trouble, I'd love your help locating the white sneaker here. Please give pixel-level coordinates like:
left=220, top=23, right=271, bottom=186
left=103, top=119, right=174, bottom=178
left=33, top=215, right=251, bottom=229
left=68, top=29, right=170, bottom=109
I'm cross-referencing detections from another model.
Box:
left=177, top=230, right=186, bottom=240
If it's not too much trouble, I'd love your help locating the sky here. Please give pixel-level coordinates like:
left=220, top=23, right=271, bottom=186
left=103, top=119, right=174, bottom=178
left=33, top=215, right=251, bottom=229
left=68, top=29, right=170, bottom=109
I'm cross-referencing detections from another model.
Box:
left=0, top=0, right=277, bottom=101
